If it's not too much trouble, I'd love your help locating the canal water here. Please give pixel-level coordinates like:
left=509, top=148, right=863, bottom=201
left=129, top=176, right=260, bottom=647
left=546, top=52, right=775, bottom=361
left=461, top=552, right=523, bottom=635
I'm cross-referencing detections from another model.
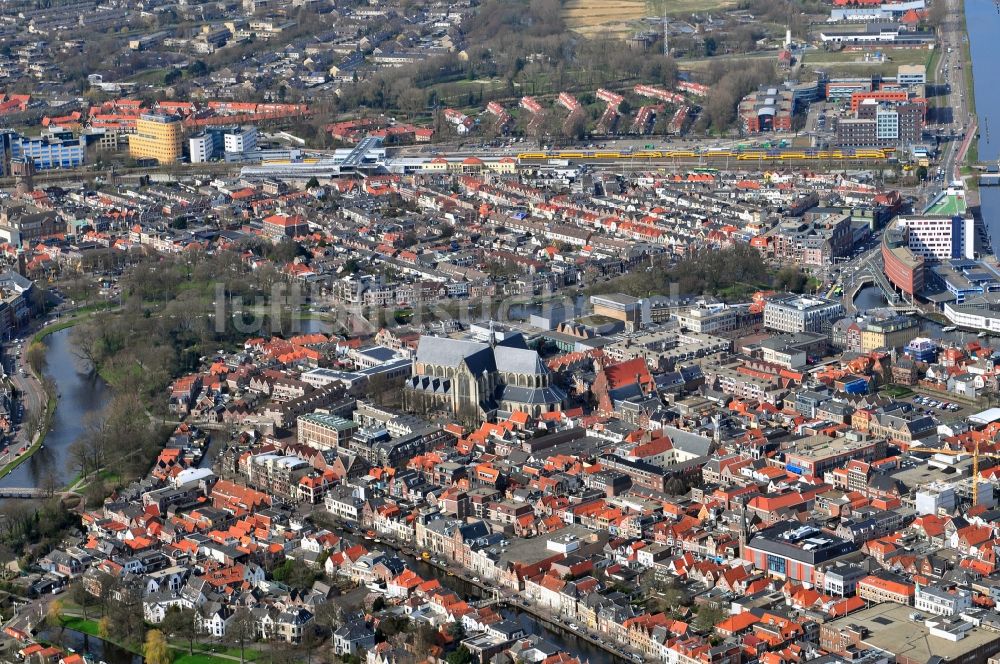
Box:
left=0, top=328, right=112, bottom=489
left=344, top=532, right=622, bottom=664
left=853, top=285, right=989, bottom=345
left=967, top=0, right=1000, bottom=248
left=35, top=628, right=141, bottom=664
left=403, top=560, right=620, bottom=664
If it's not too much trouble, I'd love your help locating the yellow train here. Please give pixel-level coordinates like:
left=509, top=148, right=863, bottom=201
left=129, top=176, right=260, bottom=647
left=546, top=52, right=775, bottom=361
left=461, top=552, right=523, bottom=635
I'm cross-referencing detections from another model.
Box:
left=514, top=148, right=894, bottom=162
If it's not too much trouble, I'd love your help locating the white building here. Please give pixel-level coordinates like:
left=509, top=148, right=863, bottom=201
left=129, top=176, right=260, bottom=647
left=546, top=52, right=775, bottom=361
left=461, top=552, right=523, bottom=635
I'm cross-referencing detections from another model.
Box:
left=876, top=106, right=899, bottom=141
left=915, top=585, right=972, bottom=617
left=189, top=133, right=214, bottom=163
left=674, top=302, right=738, bottom=335
left=225, top=127, right=258, bottom=154
left=915, top=481, right=956, bottom=515
left=943, top=295, right=1000, bottom=334
left=896, top=214, right=975, bottom=262
left=897, top=64, right=927, bottom=87
left=763, top=295, right=844, bottom=334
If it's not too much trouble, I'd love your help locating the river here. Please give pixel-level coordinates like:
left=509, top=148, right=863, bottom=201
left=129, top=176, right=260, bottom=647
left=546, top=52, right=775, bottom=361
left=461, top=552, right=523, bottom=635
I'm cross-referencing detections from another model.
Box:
left=967, top=0, right=1000, bottom=248
left=0, top=328, right=112, bottom=490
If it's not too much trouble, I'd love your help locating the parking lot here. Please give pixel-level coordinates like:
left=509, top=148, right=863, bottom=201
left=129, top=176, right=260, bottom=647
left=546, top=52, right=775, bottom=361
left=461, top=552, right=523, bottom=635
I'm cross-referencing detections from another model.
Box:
left=887, top=389, right=981, bottom=421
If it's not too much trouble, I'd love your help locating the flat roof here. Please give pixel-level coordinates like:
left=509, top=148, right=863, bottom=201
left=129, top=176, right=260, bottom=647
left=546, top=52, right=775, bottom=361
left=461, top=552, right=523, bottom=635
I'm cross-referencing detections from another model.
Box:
left=825, top=602, right=1000, bottom=662
left=590, top=293, right=640, bottom=307
left=786, top=433, right=862, bottom=456
left=926, top=192, right=968, bottom=216
left=970, top=408, right=1000, bottom=425
left=299, top=412, right=356, bottom=430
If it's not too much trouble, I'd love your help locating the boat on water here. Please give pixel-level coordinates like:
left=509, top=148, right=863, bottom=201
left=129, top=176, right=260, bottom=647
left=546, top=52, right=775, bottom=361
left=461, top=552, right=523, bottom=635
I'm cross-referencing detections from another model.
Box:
left=941, top=326, right=957, bottom=332
left=979, top=331, right=989, bottom=338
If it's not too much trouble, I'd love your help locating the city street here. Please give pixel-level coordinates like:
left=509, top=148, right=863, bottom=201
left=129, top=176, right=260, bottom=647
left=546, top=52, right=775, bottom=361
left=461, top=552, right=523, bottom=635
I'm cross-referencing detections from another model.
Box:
left=934, top=0, right=975, bottom=183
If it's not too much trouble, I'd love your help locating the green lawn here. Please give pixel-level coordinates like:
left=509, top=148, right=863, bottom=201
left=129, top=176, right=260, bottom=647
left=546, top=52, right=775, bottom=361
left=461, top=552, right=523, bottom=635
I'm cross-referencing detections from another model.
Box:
left=960, top=3, right=977, bottom=119
left=62, top=616, right=101, bottom=635
left=926, top=192, right=968, bottom=215
left=0, top=388, right=55, bottom=482
left=801, top=47, right=935, bottom=79
left=60, top=616, right=256, bottom=664
left=168, top=641, right=261, bottom=662
left=124, top=68, right=169, bottom=85
left=173, top=655, right=234, bottom=664
left=32, top=319, right=77, bottom=344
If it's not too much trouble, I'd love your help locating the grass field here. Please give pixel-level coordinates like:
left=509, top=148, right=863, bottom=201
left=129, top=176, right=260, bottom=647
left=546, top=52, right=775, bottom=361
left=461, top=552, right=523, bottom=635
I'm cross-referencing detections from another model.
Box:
left=124, top=67, right=169, bottom=85
left=798, top=46, right=935, bottom=80
left=563, top=0, right=650, bottom=38
left=58, top=615, right=258, bottom=664
left=800, top=46, right=934, bottom=78
left=926, top=191, right=968, bottom=215
left=563, top=0, right=736, bottom=38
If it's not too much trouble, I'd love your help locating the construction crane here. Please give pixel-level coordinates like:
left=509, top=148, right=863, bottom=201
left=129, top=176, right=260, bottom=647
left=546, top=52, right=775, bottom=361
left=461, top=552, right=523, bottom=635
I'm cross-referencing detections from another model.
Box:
left=908, top=443, right=1000, bottom=507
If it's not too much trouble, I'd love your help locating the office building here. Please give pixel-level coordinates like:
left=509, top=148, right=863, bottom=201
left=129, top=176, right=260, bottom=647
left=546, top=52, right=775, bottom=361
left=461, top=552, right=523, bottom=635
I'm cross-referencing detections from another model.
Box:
left=904, top=337, right=937, bottom=362
left=129, top=113, right=184, bottom=164
left=897, top=64, right=927, bottom=87
left=763, top=295, right=844, bottom=333
left=784, top=433, right=887, bottom=478
left=838, top=99, right=925, bottom=148
left=3, top=131, right=86, bottom=170
left=189, top=133, right=216, bottom=164
left=744, top=522, right=858, bottom=585
left=933, top=259, right=1000, bottom=304
left=895, top=214, right=975, bottom=262
left=882, top=223, right=925, bottom=297
left=850, top=90, right=908, bottom=112
left=591, top=294, right=642, bottom=328
left=859, top=315, right=919, bottom=351
left=224, top=126, right=257, bottom=154
left=944, top=293, right=1000, bottom=334
left=674, top=303, right=739, bottom=335
left=297, top=412, right=359, bottom=451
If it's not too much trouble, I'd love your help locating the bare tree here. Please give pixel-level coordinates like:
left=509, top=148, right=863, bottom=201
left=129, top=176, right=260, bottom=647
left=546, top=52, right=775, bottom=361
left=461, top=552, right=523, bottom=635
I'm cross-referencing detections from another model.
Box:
left=161, top=607, right=201, bottom=656
left=230, top=607, right=257, bottom=664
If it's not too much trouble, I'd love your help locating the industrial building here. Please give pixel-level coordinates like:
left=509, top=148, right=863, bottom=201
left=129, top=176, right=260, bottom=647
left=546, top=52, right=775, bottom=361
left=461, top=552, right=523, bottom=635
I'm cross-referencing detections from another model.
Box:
left=738, top=86, right=794, bottom=133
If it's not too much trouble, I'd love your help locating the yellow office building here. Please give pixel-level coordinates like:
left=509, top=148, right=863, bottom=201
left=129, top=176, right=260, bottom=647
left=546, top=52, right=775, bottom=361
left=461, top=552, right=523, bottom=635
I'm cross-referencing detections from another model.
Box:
left=129, top=114, right=183, bottom=164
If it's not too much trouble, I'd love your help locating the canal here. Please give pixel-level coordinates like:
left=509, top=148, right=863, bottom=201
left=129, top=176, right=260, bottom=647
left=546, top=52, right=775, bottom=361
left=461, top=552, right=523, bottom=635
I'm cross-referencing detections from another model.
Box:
left=0, top=328, right=112, bottom=489
left=397, top=556, right=623, bottom=664
left=34, top=628, right=141, bottom=664
left=853, top=285, right=990, bottom=344
left=966, top=0, right=1000, bottom=250
left=335, top=530, right=625, bottom=664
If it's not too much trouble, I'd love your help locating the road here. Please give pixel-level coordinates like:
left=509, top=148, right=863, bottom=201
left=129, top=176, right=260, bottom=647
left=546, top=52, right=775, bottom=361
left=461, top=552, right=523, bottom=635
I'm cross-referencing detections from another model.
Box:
left=0, top=314, right=57, bottom=467
left=0, top=293, right=97, bottom=473
left=3, top=592, right=56, bottom=641
left=933, top=0, right=976, bottom=184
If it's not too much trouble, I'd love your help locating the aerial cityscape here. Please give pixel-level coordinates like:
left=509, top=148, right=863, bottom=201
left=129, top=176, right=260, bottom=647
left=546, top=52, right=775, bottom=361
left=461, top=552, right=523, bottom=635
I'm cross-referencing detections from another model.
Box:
left=0, top=0, right=999, bottom=664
